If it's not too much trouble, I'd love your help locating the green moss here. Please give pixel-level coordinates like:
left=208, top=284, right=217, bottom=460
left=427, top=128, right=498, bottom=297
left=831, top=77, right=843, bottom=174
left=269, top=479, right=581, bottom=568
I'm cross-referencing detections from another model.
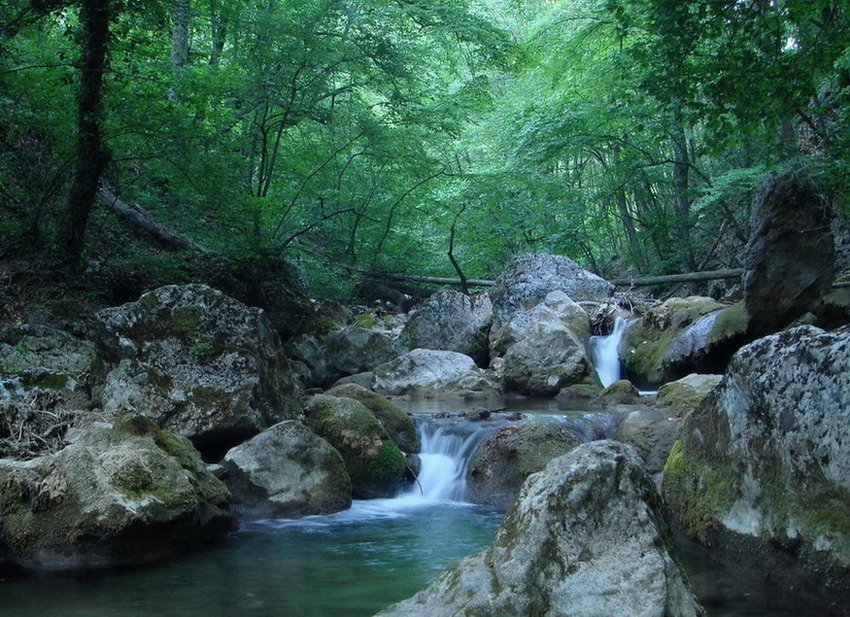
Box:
left=189, top=340, right=216, bottom=363
left=354, top=313, right=377, bottom=329
left=313, top=317, right=341, bottom=335
left=138, top=292, right=160, bottom=309
left=159, top=306, right=201, bottom=333
left=662, top=440, right=738, bottom=541
left=709, top=302, right=749, bottom=342
left=349, top=438, right=405, bottom=486
left=28, top=372, right=69, bottom=390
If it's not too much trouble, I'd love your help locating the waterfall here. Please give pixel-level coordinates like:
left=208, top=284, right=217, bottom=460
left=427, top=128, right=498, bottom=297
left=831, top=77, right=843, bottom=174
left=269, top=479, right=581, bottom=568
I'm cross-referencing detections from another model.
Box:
left=589, top=316, right=632, bottom=388
left=396, top=421, right=491, bottom=505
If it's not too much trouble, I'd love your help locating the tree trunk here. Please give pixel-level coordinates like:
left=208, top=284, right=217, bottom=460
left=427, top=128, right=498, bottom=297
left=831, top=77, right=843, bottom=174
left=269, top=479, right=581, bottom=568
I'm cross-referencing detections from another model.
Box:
left=171, top=0, right=190, bottom=68
left=61, top=0, right=110, bottom=270
left=670, top=118, right=696, bottom=272
left=209, top=0, right=227, bottom=67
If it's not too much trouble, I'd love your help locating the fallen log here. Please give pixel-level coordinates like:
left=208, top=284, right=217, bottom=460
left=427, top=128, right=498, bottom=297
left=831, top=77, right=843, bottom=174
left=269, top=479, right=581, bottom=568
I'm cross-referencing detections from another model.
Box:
left=97, top=185, right=209, bottom=253
left=609, top=268, right=745, bottom=287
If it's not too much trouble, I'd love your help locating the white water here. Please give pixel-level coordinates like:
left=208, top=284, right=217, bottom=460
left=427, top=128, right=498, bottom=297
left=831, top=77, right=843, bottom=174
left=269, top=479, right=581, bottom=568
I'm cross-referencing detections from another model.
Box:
left=589, top=316, right=632, bottom=388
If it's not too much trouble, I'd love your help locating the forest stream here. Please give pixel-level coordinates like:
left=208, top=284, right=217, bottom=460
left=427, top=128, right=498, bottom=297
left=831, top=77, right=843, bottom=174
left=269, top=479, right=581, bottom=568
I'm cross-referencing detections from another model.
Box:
left=0, top=399, right=823, bottom=617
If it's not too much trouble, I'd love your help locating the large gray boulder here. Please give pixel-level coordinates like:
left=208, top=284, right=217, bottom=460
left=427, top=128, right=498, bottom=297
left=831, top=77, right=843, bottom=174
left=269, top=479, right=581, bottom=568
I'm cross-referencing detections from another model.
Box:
left=400, top=290, right=492, bottom=366
left=95, top=284, right=303, bottom=458
left=0, top=416, right=233, bottom=570
left=221, top=421, right=351, bottom=519
left=499, top=291, right=594, bottom=396
left=489, top=253, right=613, bottom=331
left=743, top=170, right=834, bottom=338
left=379, top=441, right=702, bottom=617
left=372, top=349, right=499, bottom=399
left=468, top=419, right=581, bottom=509
left=663, top=325, right=850, bottom=614
left=304, top=395, right=406, bottom=499
left=0, top=324, right=98, bottom=410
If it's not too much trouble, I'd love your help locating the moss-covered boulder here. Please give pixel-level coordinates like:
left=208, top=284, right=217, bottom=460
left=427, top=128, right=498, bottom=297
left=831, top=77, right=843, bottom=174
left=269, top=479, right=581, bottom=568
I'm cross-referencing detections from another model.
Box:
left=379, top=441, right=702, bottom=617
left=621, top=296, right=738, bottom=384
left=655, top=373, right=722, bottom=418
left=596, top=379, right=641, bottom=404
left=221, top=421, right=351, bottom=519
left=0, top=416, right=233, bottom=570
left=325, top=383, right=419, bottom=453
left=94, top=284, right=303, bottom=459
left=662, top=325, right=850, bottom=614
left=304, top=394, right=406, bottom=499
left=468, top=419, right=581, bottom=509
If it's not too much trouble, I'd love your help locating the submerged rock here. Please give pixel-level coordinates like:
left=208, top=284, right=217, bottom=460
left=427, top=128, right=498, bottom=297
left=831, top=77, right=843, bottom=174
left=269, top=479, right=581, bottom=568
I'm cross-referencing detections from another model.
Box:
left=304, top=395, right=406, bottom=499
left=489, top=253, right=614, bottom=331
left=95, top=284, right=303, bottom=458
left=379, top=441, right=703, bottom=617
left=372, top=349, right=499, bottom=399
left=0, top=416, right=233, bottom=570
left=221, top=421, right=351, bottom=519
left=401, top=290, right=492, bottom=366
left=663, top=325, right=850, bottom=615
left=468, top=419, right=581, bottom=509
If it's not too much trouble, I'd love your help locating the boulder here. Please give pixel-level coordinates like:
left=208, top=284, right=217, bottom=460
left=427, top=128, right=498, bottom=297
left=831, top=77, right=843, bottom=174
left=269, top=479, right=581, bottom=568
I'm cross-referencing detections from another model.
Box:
left=325, top=383, right=419, bottom=453
left=0, top=416, right=233, bottom=570
left=372, top=349, right=499, bottom=399
left=0, top=324, right=98, bottom=410
left=95, top=284, right=302, bottom=459
left=620, top=296, right=727, bottom=384
left=221, top=421, right=351, bottom=519
left=379, top=441, right=703, bottom=617
left=743, top=170, right=834, bottom=338
left=401, top=290, right=492, bottom=366
left=499, top=292, right=593, bottom=396
left=616, top=409, right=679, bottom=475
left=489, top=253, right=613, bottom=331
left=468, top=419, right=581, bottom=509
left=663, top=325, right=850, bottom=614
left=304, top=395, right=406, bottom=499
left=596, top=379, right=641, bottom=404
left=655, top=373, right=722, bottom=418
left=322, top=324, right=406, bottom=377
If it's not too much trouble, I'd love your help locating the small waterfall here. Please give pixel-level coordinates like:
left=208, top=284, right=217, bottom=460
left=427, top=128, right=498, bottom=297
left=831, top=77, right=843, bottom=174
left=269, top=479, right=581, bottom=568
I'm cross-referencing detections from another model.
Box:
left=399, top=421, right=491, bottom=504
left=589, top=316, right=632, bottom=388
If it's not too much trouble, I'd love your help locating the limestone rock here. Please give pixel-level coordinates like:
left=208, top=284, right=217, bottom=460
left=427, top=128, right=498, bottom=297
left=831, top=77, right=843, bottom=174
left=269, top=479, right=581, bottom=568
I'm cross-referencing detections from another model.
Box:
left=616, top=409, right=679, bottom=475
left=655, top=373, right=722, bottom=418
left=372, top=349, right=498, bottom=399
left=0, top=416, right=233, bottom=570
left=221, top=421, right=351, bottom=519
left=597, top=379, right=641, bottom=404
left=325, top=383, right=419, bottom=453
left=743, top=170, right=834, bottom=338
left=401, top=290, right=492, bottom=366
left=489, top=253, right=613, bottom=331
left=662, top=325, right=850, bottom=613
left=621, top=296, right=727, bottom=384
left=322, top=324, right=406, bottom=377
left=304, top=395, right=405, bottom=499
left=379, top=441, right=703, bottom=617
left=468, top=419, right=581, bottom=509
left=499, top=292, right=593, bottom=396
left=95, top=284, right=303, bottom=458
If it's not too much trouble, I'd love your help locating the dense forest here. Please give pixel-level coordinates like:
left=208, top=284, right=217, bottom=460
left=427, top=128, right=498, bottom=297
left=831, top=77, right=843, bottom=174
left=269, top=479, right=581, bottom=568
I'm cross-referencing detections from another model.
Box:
left=1, top=0, right=848, bottom=304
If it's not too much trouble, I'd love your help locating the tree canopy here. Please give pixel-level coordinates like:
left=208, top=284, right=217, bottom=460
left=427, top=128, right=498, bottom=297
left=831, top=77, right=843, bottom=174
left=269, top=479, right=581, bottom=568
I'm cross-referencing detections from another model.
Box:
left=1, top=0, right=847, bottom=299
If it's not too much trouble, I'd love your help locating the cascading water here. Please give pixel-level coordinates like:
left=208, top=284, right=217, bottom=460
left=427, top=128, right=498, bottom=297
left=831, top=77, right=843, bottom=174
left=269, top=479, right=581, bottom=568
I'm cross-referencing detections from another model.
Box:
left=589, top=316, right=632, bottom=388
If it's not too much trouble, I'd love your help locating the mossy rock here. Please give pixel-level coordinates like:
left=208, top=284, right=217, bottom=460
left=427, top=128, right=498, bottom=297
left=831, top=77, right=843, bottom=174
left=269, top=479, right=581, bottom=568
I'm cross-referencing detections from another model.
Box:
left=656, top=374, right=722, bottom=418
left=596, top=379, right=641, bottom=404
left=621, top=296, right=725, bottom=384
left=304, top=395, right=405, bottom=499
left=325, top=383, right=420, bottom=453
